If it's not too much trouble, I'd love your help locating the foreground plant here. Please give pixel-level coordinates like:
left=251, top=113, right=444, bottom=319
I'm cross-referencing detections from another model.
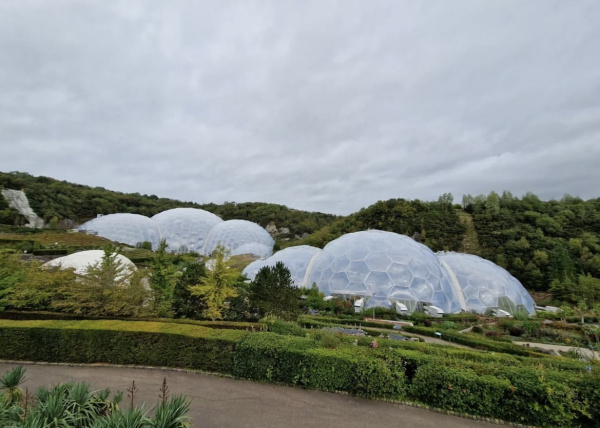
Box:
left=0, top=367, right=191, bottom=428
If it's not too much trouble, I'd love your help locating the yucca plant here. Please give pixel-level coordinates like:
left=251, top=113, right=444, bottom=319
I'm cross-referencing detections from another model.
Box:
left=92, top=406, right=149, bottom=428
left=149, top=396, right=190, bottom=428
left=0, top=368, right=192, bottom=428
left=0, top=394, right=24, bottom=427
left=0, top=366, right=26, bottom=405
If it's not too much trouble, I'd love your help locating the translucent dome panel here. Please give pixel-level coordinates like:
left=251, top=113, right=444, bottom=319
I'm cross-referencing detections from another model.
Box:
left=437, top=252, right=536, bottom=315
left=203, top=220, right=274, bottom=257
left=78, top=214, right=162, bottom=250
left=306, top=230, right=463, bottom=313
left=242, top=245, right=321, bottom=287
left=231, top=243, right=273, bottom=258
left=44, top=250, right=136, bottom=279
left=152, top=208, right=222, bottom=253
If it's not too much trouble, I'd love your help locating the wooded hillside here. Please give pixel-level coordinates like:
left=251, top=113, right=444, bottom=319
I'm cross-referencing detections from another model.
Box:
left=2, top=171, right=599, bottom=294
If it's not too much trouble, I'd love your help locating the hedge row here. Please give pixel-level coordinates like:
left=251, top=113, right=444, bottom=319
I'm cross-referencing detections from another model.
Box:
left=299, top=315, right=397, bottom=330
left=233, top=332, right=406, bottom=399
left=0, top=320, right=246, bottom=373
left=0, top=311, right=264, bottom=331
left=402, top=326, right=543, bottom=357
left=1, top=320, right=597, bottom=427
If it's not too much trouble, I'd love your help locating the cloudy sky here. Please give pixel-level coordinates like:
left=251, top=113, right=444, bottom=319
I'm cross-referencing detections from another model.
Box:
left=1, top=1, right=599, bottom=215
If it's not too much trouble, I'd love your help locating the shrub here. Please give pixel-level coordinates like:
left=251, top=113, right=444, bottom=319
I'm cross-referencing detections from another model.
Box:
left=263, top=318, right=306, bottom=337
left=492, top=366, right=587, bottom=427
left=233, top=332, right=406, bottom=399
left=410, top=364, right=511, bottom=416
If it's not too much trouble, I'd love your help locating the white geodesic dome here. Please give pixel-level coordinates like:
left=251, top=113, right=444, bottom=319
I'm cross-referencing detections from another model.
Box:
left=243, top=245, right=322, bottom=287
left=43, top=250, right=137, bottom=279
left=203, top=220, right=274, bottom=257
left=437, top=252, right=536, bottom=315
left=152, top=208, right=222, bottom=253
left=231, top=243, right=273, bottom=258
left=78, top=214, right=162, bottom=250
left=306, top=230, right=464, bottom=313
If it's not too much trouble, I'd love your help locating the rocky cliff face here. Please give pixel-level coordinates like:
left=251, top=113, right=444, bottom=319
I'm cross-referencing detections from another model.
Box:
left=1, top=189, right=44, bottom=228
left=265, top=221, right=290, bottom=237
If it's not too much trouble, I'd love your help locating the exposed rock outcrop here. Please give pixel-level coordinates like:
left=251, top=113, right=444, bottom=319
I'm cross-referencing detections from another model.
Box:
left=1, top=189, right=44, bottom=228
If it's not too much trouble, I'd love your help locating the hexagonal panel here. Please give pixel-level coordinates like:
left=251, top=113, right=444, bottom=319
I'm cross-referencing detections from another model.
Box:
left=387, top=263, right=412, bottom=287
left=346, top=260, right=370, bottom=283
left=365, top=252, right=392, bottom=271
left=411, top=277, right=434, bottom=301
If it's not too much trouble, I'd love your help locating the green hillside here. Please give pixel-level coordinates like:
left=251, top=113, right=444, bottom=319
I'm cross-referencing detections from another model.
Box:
left=0, top=171, right=338, bottom=238
left=2, top=171, right=600, bottom=298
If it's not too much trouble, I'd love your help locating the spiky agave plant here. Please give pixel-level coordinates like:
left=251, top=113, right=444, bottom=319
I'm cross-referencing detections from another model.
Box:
left=0, top=366, right=26, bottom=405
left=92, top=406, right=149, bottom=428
left=0, top=393, right=24, bottom=427
left=149, top=395, right=190, bottom=428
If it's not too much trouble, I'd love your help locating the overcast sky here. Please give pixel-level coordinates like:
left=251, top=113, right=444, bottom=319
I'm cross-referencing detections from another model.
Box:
left=1, top=1, right=599, bottom=215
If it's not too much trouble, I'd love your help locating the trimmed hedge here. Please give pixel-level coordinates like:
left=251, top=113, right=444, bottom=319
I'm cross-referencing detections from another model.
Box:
left=233, top=332, right=406, bottom=399
left=299, top=315, right=397, bottom=330
left=0, top=311, right=264, bottom=331
left=403, top=326, right=543, bottom=357
left=409, top=364, right=595, bottom=427
left=1, top=319, right=597, bottom=427
left=410, top=365, right=511, bottom=416
left=0, top=320, right=246, bottom=373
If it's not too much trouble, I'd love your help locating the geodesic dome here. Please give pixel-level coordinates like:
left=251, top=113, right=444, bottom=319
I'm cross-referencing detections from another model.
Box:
left=231, top=243, right=273, bottom=258
left=203, top=220, right=274, bottom=257
left=44, top=250, right=137, bottom=279
left=152, top=208, right=222, bottom=253
left=78, top=214, right=161, bottom=250
left=243, top=245, right=322, bottom=287
left=437, top=252, right=536, bottom=315
left=306, top=230, right=464, bottom=314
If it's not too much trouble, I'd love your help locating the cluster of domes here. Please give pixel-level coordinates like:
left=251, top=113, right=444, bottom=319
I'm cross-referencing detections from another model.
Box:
left=78, top=209, right=274, bottom=257
left=243, top=230, right=535, bottom=315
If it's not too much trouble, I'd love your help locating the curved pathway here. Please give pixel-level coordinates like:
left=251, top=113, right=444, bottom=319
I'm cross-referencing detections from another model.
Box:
left=0, top=362, right=501, bottom=428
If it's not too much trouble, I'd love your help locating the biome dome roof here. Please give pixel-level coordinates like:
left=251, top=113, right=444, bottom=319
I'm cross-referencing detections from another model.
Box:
left=306, top=230, right=464, bottom=313
left=437, top=252, right=536, bottom=315
left=78, top=214, right=162, bottom=250
left=231, top=243, right=273, bottom=258
left=203, top=220, right=274, bottom=257
left=44, top=250, right=137, bottom=279
left=243, top=245, right=322, bottom=287
left=152, top=208, right=222, bottom=253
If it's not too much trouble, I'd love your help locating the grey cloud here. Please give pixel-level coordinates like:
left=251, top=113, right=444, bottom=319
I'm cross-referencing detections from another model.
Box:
left=1, top=0, right=599, bottom=215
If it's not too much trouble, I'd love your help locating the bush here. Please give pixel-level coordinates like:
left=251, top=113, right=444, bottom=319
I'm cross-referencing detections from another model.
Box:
left=233, top=332, right=406, bottom=399
left=491, top=366, right=587, bottom=427
left=410, top=364, right=511, bottom=416
left=263, top=318, right=306, bottom=337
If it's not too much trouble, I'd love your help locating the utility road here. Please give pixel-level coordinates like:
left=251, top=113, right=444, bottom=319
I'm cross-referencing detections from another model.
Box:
left=0, top=362, right=501, bottom=428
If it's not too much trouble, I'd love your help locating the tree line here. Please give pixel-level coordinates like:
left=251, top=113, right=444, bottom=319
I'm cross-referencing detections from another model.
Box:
left=2, top=171, right=600, bottom=301
left=0, top=243, right=305, bottom=321
left=0, top=171, right=338, bottom=237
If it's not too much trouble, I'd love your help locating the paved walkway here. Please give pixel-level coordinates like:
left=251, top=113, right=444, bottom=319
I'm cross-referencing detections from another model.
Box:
left=0, top=362, right=500, bottom=428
